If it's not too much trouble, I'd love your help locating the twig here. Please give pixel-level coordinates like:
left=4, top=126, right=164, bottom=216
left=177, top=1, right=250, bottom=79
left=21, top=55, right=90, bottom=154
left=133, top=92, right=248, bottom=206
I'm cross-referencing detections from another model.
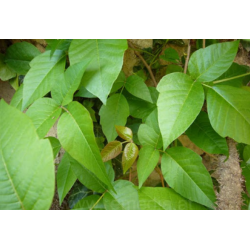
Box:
left=184, top=39, right=191, bottom=74
left=203, top=39, right=206, bottom=48
left=90, top=191, right=107, bottom=210
left=155, top=166, right=165, bottom=187
left=128, top=40, right=157, bottom=87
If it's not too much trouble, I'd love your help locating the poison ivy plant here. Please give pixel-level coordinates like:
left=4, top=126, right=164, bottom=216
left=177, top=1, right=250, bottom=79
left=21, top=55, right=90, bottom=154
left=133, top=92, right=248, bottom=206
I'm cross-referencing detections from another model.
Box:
left=1, top=39, right=250, bottom=210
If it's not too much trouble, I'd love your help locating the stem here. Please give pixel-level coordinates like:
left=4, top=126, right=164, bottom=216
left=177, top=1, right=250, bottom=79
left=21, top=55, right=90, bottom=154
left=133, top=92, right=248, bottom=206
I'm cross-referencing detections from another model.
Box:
left=155, top=166, right=165, bottom=187
left=61, top=106, right=69, bottom=113
left=90, top=191, right=107, bottom=210
left=202, top=83, right=213, bottom=89
left=203, top=39, right=206, bottom=48
left=184, top=39, right=191, bottom=74
left=213, top=72, right=250, bottom=84
left=128, top=40, right=157, bottom=87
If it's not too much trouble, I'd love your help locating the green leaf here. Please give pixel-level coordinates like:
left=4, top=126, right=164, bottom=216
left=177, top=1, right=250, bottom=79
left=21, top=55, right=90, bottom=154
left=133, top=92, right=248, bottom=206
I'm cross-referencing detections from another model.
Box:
left=215, top=62, right=250, bottom=87
left=243, top=145, right=250, bottom=164
left=242, top=162, right=250, bottom=193
left=9, top=75, right=19, bottom=90
left=69, top=39, right=127, bottom=104
left=138, top=124, right=163, bottom=149
left=206, top=85, right=250, bottom=145
left=157, top=73, right=204, bottom=150
left=188, top=40, right=239, bottom=82
left=73, top=195, right=104, bottom=210
left=5, top=41, right=41, bottom=75
left=10, top=84, right=23, bottom=110
left=57, top=101, right=113, bottom=191
left=115, top=125, right=133, bottom=141
left=22, top=50, right=66, bottom=110
left=122, top=142, right=138, bottom=174
left=125, top=75, right=153, bottom=103
left=123, top=89, right=156, bottom=119
left=101, top=141, right=122, bottom=162
left=46, top=137, right=61, bottom=158
left=0, top=53, right=16, bottom=81
left=110, top=71, right=126, bottom=93
left=160, top=48, right=180, bottom=63
left=57, top=153, right=77, bottom=205
left=185, top=111, right=229, bottom=155
left=26, top=98, right=62, bottom=139
left=83, top=100, right=97, bottom=122
left=166, top=64, right=183, bottom=75
left=51, top=60, right=90, bottom=106
left=138, top=187, right=206, bottom=210
left=0, top=100, right=54, bottom=209
left=137, top=146, right=160, bottom=188
left=46, top=39, right=72, bottom=57
left=75, top=86, right=97, bottom=98
left=99, top=94, right=129, bottom=142
left=103, top=180, right=140, bottom=210
left=161, top=147, right=216, bottom=209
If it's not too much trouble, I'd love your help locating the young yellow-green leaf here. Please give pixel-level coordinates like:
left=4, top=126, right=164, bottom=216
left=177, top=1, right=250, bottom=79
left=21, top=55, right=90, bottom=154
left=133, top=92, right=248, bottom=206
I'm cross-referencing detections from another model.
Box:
left=99, top=94, right=129, bottom=142
left=0, top=100, right=54, bottom=210
left=10, top=84, right=23, bottom=110
left=46, top=137, right=61, bottom=158
left=5, top=41, right=41, bottom=75
left=73, top=195, right=104, bottom=210
left=51, top=60, right=90, bottom=106
left=103, top=180, right=140, bottom=210
left=57, top=153, right=77, bottom=205
left=115, top=125, right=133, bottom=141
left=157, top=73, right=204, bottom=150
left=138, top=187, right=206, bottom=210
left=57, top=101, right=113, bottom=191
left=101, top=141, right=122, bottom=162
left=137, top=146, right=160, bottom=188
left=138, top=124, right=163, bottom=149
left=69, top=39, right=127, bottom=104
left=186, top=111, right=229, bottom=156
left=122, top=142, right=138, bottom=174
left=26, top=98, right=62, bottom=139
left=22, top=50, right=66, bottom=110
left=188, top=40, right=239, bottom=82
left=125, top=75, right=153, bottom=103
left=162, top=147, right=216, bottom=209
left=0, top=53, right=16, bottom=81
left=206, top=85, right=250, bottom=145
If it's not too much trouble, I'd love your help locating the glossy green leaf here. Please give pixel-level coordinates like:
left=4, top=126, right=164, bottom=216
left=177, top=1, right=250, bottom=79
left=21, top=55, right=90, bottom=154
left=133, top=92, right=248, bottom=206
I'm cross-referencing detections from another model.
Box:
left=46, top=137, right=61, bottom=158
left=26, top=98, right=62, bottom=139
left=161, top=147, right=216, bottom=209
left=22, top=50, right=66, bottom=110
left=0, top=53, right=16, bottom=81
left=188, top=40, right=239, bottom=82
left=103, top=180, right=140, bottom=210
left=73, top=195, right=104, bottom=210
left=206, top=85, right=250, bottom=145
left=0, top=100, right=54, bottom=209
left=10, top=84, right=23, bottom=110
left=157, top=73, right=204, bottom=149
left=69, top=39, right=127, bottom=104
left=57, top=101, right=113, bottom=191
left=46, top=39, right=72, bottom=57
left=138, top=187, right=206, bottom=210
left=125, top=75, right=153, bottom=103
left=101, top=141, right=122, bottom=162
left=243, top=145, right=250, bottom=164
left=138, top=124, right=162, bottom=149
left=137, top=146, right=160, bottom=188
left=51, top=60, right=90, bottom=106
left=186, top=111, right=229, bottom=155
left=5, top=41, right=41, bottom=75
left=122, top=142, right=138, bottom=174
left=215, top=62, right=250, bottom=87
left=115, top=125, right=133, bottom=141
left=160, top=48, right=180, bottom=63
left=57, top=153, right=77, bottom=205
left=99, top=94, right=129, bottom=142
left=123, top=89, right=156, bottom=119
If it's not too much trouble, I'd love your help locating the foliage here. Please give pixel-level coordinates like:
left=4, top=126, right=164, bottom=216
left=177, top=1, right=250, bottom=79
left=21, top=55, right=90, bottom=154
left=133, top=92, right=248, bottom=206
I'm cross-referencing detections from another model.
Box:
left=1, top=39, right=250, bottom=210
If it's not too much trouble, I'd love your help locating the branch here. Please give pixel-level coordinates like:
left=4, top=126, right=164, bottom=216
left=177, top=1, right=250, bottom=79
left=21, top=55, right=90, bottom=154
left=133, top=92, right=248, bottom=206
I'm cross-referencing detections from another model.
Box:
left=184, top=39, right=191, bottom=74
left=128, top=40, right=157, bottom=87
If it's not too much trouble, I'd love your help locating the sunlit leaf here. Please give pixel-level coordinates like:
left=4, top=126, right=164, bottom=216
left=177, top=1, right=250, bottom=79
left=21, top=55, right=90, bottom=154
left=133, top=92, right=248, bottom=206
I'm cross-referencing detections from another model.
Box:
left=101, top=141, right=122, bottom=162
left=122, top=142, right=138, bottom=174
left=115, top=125, right=133, bottom=141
